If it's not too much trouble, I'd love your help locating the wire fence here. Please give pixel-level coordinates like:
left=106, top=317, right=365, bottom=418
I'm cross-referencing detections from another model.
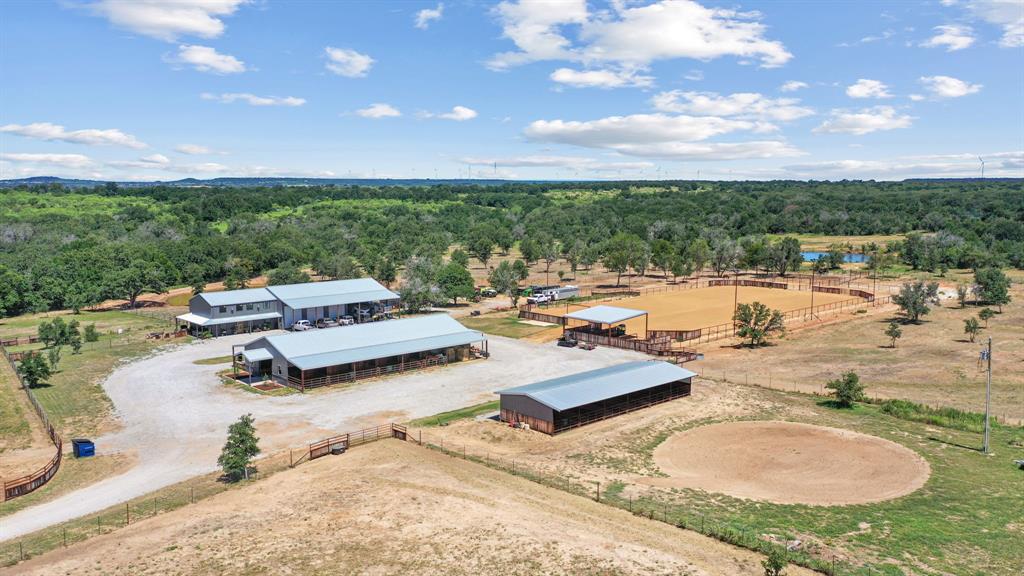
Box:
left=400, top=431, right=856, bottom=575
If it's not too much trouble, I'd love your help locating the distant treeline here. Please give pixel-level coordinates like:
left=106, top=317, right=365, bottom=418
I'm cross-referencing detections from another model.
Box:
left=0, top=180, right=1021, bottom=317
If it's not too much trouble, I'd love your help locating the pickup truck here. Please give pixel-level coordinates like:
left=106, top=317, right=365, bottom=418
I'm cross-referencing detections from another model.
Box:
left=526, top=293, right=552, bottom=304
left=315, top=318, right=339, bottom=329
left=338, top=315, right=355, bottom=326
left=291, top=320, right=313, bottom=331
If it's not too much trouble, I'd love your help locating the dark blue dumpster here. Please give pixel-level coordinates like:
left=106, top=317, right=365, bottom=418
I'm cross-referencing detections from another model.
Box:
left=72, top=438, right=95, bottom=458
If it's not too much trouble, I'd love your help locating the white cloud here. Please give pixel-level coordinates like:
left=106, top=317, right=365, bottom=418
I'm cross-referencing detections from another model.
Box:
left=908, top=94, right=926, bottom=101
left=459, top=155, right=654, bottom=171
left=200, top=92, right=306, bottom=106
left=651, top=91, right=814, bottom=122
left=175, top=143, right=211, bottom=155
left=550, top=67, right=654, bottom=88
left=0, top=152, right=94, bottom=168
left=89, top=0, right=247, bottom=42
left=355, top=103, right=402, bottom=118
left=488, top=0, right=791, bottom=71
left=780, top=80, right=808, bottom=92
left=421, top=106, right=478, bottom=121
left=172, top=44, right=246, bottom=73
left=324, top=47, right=374, bottom=77
left=968, top=0, right=1024, bottom=48
left=415, top=3, right=444, bottom=29
left=0, top=122, right=147, bottom=148
left=784, top=150, right=1024, bottom=179
left=523, top=112, right=802, bottom=160
left=919, top=75, right=982, bottom=98
left=106, top=153, right=173, bottom=168
left=920, top=24, right=976, bottom=51
left=683, top=69, right=704, bottom=81
left=813, top=106, right=913, bottom=135
left=846, top=79, right=892, bottom=99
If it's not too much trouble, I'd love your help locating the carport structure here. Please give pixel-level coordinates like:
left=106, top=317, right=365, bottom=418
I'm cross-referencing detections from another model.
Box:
left=498, top=361, right=695, bottom=434
left=564, top=305, right=649, bottom=341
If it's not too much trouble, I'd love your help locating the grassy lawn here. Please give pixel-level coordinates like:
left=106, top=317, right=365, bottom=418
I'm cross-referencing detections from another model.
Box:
left=591, top=391, right=1024, bottom=576
left=0, top=452, right=134, bottom=518
left=0, top=310, right=182, bottom=439
left=459, top=313, right=555, bottom=339
left=0, top=350, right=34, bottom=451
left=408, top=401, right=499, bottom=427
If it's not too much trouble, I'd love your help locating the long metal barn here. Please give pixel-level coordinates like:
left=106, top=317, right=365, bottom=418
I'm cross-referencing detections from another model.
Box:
left=498, top=361, right=695, bottom=434
left=234, top=314, right=488, bottom=391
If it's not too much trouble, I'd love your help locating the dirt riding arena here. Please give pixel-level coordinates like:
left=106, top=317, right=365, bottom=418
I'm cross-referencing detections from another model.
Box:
left=646, top=421, right=931, bottom=506
left=547, top=285, right=857, bottom=331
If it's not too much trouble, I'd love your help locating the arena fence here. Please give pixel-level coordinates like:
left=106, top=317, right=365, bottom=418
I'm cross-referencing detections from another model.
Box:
left=0, top=345, right=63, bottom=502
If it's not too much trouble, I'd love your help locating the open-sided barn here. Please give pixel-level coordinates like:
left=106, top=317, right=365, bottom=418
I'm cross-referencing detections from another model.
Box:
left=235, top=313, right=488, bottom=391
left=498, top=361, right=695, bottom=434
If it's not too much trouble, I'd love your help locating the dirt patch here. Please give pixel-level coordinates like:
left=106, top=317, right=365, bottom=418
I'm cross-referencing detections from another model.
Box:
left=646, top=420, right=930, bottom=506
left=6, top=441, right=815, bottom=576
left=544, top=285, right=856, bottom=331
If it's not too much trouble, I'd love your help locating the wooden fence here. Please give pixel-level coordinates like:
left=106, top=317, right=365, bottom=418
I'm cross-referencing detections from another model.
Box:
left=308, top=423, right=407, bottom=460
left=1, top=345, right=63, bottom=502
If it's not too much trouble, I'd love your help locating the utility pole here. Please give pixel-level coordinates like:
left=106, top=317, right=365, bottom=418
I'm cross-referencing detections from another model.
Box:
left=983, top=337, right=992, bottom=454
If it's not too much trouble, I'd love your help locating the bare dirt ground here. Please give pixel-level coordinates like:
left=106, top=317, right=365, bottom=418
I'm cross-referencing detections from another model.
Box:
left=646, top=421, right=931, bottom=505
left=541, top=285, right=856, bottom=331
left=6, top=440, right=815, bottom=576
left=0, top=330, right=644, bottom=541
left=693, top=285, right=1024, bottom=422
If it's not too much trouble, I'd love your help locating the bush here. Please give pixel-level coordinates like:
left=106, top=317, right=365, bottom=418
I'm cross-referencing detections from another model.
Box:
left=825, top=371, right=864, bottom=408
left=83, top=323, right=100, bottom=342
left=762, top=546, right=788, bottom=576
left=879, top=399, right=986, bottom=433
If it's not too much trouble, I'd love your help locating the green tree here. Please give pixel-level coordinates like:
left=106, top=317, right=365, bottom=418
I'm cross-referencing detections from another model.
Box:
left=539, top=236, right=560, bottom=284
left=826, top=371, right=864, bottom=408
left=467, top=229, right=495, bottom=269
left=47, top=346, right=62, bottom=372
left=710, top=237, right=743, bottom=277
left=892, top=280, right=940, bottom=323
left=37, top=320, right=56, bottom=348
left=18, top=352, right=52, bottom=388
left=603, top=233, right=645, bottom=286
left=489, top=260, right=522, bottom=307
left=564, top=239, right=585, bottom=277
left=84, top=323, right=100, bottom=342
left=106, top=259, right=167, bottom=309
left=437, top=261, right=475, bottom=305
left=70, top=329, right=83, bottom=354
left=377, top=259, right=397, bottom=287
left=0, top=264, right=28, bottom=317
left=956, top=283, right=969, bottom=308
left=964, top=316, right=981, bottom=342
left=762, top=547, right=788, bottom=576
left=973, top=267, right=1011, bottom=312
left=267, top=262, right=310, bottom=286
left=512, top=259, right=530, bottom=282
left=768, top=237, right=802, bottom=277
left=885, top=321, right=902, bottom=348
left=651, top=239, right=675, bottom=280
left=183, top=263, right=206, bottom=295
left=519, top=237, right=540, bottom=266
left=732, top=301, right=785, bottom=347
left=686, top=238, right=711, bottom=277
left=399, top=256, right=443, bottom=312
left=450, top=249, right=470, bottom=269
left=217, top=414, right=260, bottom=481
left=670, top=252, right=693, bottom=282
left=978, top=307, right=995, bottom=327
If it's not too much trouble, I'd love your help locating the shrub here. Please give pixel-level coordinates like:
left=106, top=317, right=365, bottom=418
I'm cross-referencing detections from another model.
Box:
left=83, top=323, right=100, bottom=342
left=825, top=371, right=864, bottom=408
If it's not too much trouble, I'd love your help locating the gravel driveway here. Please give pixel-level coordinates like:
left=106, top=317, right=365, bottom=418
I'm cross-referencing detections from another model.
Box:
left=1, top=331, right=644, bottom=541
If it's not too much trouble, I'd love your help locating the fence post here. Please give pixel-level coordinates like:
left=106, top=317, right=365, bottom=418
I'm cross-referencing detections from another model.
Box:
left=125, top=503, right=129, bottom=525
left=595, top=481, right=600, bottom=502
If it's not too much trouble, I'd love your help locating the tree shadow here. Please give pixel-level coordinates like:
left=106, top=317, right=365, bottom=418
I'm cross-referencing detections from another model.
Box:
left=28, top=382, right=54, bottom=389
left=815, top=399, right=851, bottom=410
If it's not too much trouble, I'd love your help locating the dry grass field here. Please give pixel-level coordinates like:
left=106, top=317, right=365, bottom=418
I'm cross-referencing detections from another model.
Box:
left=695, top=284, right=1024, bottom=423
left=5, top=440, right=814, bottom=576
left=410, top=379, right=1024, bottom=575
left=542, top=285, right=856, bottom=331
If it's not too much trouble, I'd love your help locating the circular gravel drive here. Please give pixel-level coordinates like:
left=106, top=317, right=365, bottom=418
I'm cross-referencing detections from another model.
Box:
left=650, top=421, right=930, bottom=506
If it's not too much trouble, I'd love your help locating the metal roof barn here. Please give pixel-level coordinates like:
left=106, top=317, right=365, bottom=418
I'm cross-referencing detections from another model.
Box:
left=197, top=287, right=274, bottom=307
left=498, top=361, right=694, bottom=434
left=565, top=305, right=647, bottom=325
left=266, top=278, right=399, bottom=309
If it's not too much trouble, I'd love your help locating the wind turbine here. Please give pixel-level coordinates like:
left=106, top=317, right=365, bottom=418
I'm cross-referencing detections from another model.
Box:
left=978, top=156, right=985, bottom=178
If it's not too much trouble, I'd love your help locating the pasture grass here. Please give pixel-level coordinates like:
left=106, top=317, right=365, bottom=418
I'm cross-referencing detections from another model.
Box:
left=458, top=313, right=554, bottom=339
left=408, top=401, right=498, bottom=428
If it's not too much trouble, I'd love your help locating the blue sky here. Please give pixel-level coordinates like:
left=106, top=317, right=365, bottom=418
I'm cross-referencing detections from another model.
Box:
left=1, top=0, right=1022, bottom=181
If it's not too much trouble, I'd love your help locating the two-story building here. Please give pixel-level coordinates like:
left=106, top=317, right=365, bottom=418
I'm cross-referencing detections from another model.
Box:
left=176, top=278, right=400, bottom=337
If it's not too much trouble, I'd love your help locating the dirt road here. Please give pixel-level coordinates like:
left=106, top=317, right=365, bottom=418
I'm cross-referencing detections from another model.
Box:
left=0, top=329, right=643, bottom=541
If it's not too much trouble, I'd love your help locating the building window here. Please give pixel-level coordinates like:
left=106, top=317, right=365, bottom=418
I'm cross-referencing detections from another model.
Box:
left=219, top=306, right=226, bottom=313
left=246, top=303, right=253, bottom=311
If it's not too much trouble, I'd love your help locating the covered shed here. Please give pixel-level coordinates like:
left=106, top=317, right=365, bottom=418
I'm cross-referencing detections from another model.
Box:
left=234, top=314, right=487, bottom=391
left=564, top=305, right=649, bottom=340
left=498, top=361, right=694, bottom=434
